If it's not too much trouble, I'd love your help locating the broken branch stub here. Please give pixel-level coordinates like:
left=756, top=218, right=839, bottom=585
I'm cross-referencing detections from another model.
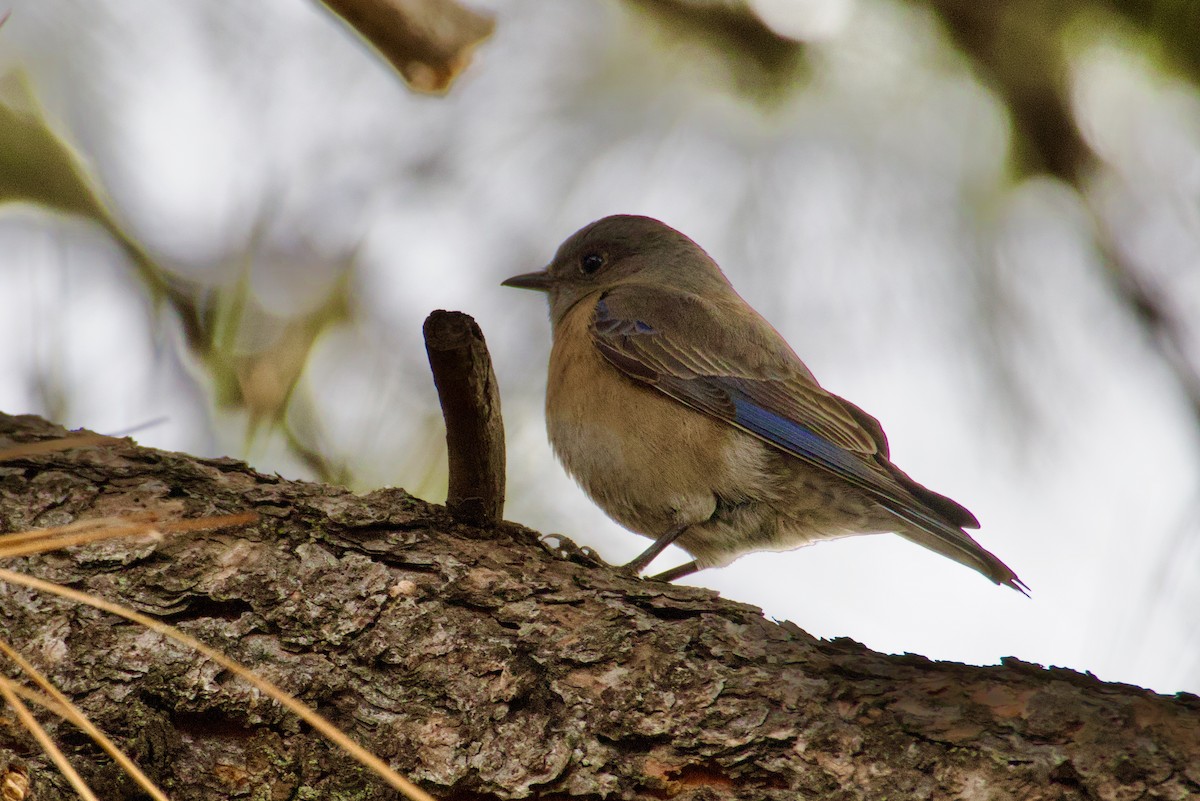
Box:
left=422, top=310, right=506, bottom=525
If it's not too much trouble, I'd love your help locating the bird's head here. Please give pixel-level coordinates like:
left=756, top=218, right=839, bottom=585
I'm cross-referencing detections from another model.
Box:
left=502, top=215, right=732, bottom=325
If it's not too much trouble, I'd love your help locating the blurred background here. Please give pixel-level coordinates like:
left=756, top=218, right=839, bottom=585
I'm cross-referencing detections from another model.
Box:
left=1, top=0, right=1197, bottom=694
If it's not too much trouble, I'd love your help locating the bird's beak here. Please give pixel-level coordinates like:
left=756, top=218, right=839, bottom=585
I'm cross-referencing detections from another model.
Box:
left=501, top=269, right=554, bottom=292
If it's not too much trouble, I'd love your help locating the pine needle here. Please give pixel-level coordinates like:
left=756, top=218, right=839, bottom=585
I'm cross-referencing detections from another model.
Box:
left=0, top=638, right=170, bottom=801
left=0, top=675, right=99, bottom=801
left=0, top=433, right=115, bottom=462
left=0, top=567, right=437, bottom=801
left=0, top=513, right=257, bottom=560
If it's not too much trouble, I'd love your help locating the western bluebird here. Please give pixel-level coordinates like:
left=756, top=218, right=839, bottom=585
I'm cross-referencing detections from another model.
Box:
left=503, top=215, right=1025, bottom=592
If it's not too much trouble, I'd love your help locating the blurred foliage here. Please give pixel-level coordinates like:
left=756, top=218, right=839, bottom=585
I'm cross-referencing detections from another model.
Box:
left=622, top=0, right=808, bottom=101
left=0, top=73, right=110, bottom=218
left=318, top=0, right=494, bottom=93
left=613, top=0, right=1200, bottom=431
left=1100, top=0, right=1200, bottom=85
left=923, top=1, right=1200, bottom=181
left=918, top=0, right=1200, bottom=428
left=2, top=0, right=1198, bottom=481
left=0, top=71, right=353, bottom=482
left=0, top=72, right=208, bottom=353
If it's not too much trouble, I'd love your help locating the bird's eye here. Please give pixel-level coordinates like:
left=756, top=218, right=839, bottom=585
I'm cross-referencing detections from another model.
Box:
left=581, top=253, right=605, bottom=275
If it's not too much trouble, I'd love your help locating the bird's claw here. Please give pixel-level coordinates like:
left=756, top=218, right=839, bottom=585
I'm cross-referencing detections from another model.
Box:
left=538, top=534, right=606, bottom=567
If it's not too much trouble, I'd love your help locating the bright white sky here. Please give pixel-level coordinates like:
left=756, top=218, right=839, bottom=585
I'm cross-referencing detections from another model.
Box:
left=2, top=0, right=1198, bottom=694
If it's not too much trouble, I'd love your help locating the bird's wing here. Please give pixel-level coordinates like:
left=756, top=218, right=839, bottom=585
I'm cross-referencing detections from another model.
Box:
left=589, top=285, right=1026, bottom=590
left=589, top=285, right=898, bottom=497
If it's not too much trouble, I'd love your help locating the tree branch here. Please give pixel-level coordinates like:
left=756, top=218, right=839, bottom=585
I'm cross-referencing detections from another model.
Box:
left=423, top=310, right=506, bottom=526
left=0, top=411, right=1196, bottom=800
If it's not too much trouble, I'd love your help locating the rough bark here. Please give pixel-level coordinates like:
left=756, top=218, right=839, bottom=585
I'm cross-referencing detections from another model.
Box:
left=0, top=411, right=1197, bottom=801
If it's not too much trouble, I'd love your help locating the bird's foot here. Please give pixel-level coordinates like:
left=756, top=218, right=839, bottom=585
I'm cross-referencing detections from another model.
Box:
left=615, top=562, right=642, bottom=577
left=618, top=523, right=689, bottom=577
left=538, top=533, right=606, bottom=567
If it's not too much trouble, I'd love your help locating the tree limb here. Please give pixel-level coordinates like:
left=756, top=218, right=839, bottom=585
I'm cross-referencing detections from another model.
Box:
left=0, top=412, right=1196, bottom=799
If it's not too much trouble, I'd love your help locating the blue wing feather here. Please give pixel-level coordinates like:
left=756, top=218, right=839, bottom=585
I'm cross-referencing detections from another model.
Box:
left=728, top=393, right=878, bottom=485
left=597, top=296, right=875, bottom=482
left=588, top=291, right=1023, bottom=590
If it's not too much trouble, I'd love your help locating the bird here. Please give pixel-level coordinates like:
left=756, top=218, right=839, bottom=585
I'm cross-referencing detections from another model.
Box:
left=502, top=214, right=1026, bottom=593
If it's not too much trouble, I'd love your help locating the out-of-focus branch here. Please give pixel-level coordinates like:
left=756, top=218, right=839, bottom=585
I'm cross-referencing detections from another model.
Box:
left=0, top=74, right=352, bottom=482
left=0, top=73, right=207, bottom=350
left=924, top=2, right=1084, bottom=182
left=926, top=0, right=1200, bottom=436
left=1099, top=0, right=1200, bottom=87
left=622, top=0, right=807, bottom=101
left=423, top=310, right=506, bottom=525
left=318, top=0, right=494, bottom=94
left=1089, top=226, right=1200, bottom=429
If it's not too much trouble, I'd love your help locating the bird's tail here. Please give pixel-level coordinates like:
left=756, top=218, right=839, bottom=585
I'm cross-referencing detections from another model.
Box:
left=892, top=518, right=1028, bottom=595
left=882, top=463, right=1028, bottom=594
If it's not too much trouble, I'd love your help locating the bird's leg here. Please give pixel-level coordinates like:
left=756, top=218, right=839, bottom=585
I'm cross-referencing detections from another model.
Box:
left=649, top=561, right=700, bottom=583
left=621, top=523, right=688, bottom=575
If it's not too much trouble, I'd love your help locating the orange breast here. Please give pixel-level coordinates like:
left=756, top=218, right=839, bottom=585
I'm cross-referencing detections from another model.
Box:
left=544, top=295, right=761, bottom=536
